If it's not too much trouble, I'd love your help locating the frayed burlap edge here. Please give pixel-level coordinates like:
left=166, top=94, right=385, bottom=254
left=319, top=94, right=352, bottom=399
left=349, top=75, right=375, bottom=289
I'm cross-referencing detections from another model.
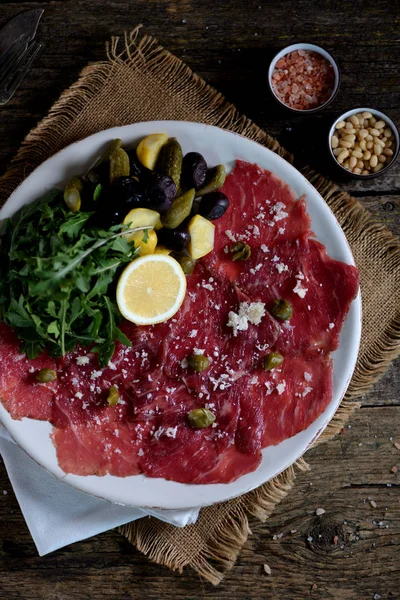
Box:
left=0, top=27, right=290, bottom=206
left=0, top=26, right=398, bottom=585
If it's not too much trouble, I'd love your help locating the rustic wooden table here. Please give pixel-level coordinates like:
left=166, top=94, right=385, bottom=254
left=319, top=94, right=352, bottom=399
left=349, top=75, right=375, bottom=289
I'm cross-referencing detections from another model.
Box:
left=0, top=1, right=399, bottom=599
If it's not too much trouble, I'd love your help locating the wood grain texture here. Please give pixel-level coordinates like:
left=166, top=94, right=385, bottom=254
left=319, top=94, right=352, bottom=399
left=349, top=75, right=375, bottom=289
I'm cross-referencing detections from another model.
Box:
left=0, top=0, right=399, bottom=598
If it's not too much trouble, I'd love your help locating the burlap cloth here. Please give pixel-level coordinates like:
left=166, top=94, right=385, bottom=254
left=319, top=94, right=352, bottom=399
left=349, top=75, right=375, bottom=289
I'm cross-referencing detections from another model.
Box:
left=1, top=28, right=399, bottom=585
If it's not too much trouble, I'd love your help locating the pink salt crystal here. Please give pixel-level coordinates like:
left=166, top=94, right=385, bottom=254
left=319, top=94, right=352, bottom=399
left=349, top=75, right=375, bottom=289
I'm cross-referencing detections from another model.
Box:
left=271, top=49, right=334, bottom=110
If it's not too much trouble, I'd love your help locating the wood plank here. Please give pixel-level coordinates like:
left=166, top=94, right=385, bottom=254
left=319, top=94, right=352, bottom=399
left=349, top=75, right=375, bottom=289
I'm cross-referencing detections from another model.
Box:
left=0, top=0, right=398, bottom=598
left=0, top=406, right=399, bottom=599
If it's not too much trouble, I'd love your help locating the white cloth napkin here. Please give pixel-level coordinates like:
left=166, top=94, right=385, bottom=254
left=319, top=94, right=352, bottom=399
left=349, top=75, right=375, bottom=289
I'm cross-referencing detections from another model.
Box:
left=0, top=425, right=199, bottom=556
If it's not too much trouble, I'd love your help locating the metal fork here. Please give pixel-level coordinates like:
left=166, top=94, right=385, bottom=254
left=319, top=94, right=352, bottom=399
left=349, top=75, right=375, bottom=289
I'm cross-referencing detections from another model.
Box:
left=0, top=35, right=42, bottom=105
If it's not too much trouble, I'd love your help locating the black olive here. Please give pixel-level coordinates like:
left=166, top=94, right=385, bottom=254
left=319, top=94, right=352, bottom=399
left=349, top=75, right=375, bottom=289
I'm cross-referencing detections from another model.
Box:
left=157, top=226, right=191, bottom=251
left=146, top=173, right=176, bottom=214
left=198, top=191, right=230, bottom=220
left=181, top=152, right=207, bottom=189
left=127, top=150, right=153, bottom=183
left=108, top=176, right=146, bottom=211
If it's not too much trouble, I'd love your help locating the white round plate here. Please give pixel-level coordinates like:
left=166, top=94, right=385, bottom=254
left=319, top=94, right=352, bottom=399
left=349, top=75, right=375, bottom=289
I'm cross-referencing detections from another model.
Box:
left=0, top=121, right=361, bottom=509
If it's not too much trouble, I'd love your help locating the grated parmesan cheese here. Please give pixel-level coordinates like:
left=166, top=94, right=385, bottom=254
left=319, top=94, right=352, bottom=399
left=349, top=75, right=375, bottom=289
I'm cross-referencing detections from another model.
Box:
left=302, top=386, right=313, bottom=396
left=76, top=356, right=90, bottom=365
left=165, top=426, right=178, bottom=439
left=329, top=322, right=335, bottom=329
left=261, top=244, right=269, bottom=253
left=227, top=302, right=266, bottom=336
left=293, top=279, right=308, bottom=298
left=225, top=229, right=236, bottom=242
left=276, top=381, right=286, bottom=395
left=304, top=372, right=312, bottom=382
left=276, top=262, right=289, bottom=273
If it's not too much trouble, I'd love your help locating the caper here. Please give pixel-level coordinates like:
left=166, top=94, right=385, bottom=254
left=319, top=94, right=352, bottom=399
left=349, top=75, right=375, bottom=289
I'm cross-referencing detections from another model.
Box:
left=187, top=407, right=216, bottom=429
left=196, top=164, right=226, bottom=196
left=187, top=354, right=210, bottom=372
left=35, top=368, right=57, bottom=383
left=270, top=299, right=293, bottom=321
left=263, top=352, right=284, bottom=371
left=172, top=253, right=196, bottom=275
left=162, top=188, right=195, bottom=229
left=110, top=147, right=130, bottom=182
left=64, top=177, right=83, bottom=213
left=230, top=241, right=251, bottom=261
left=107, top=385, right=119, bottom=406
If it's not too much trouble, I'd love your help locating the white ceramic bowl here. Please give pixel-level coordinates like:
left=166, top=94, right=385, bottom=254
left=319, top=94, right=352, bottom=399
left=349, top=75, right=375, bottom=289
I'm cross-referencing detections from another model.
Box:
left=0, top=121, right=361, bottom=509
left=268, top=43, right=340, bottom=113
left=328, top=107, right=399, bottom=179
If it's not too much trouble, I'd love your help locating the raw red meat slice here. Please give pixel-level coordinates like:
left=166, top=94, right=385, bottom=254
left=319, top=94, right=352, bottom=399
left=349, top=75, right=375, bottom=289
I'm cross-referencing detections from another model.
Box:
left=0, top=323, right=58, bottom=421
left=203, top=160, right=311, bottom=282
left=0, top=159, right=359, bottom=486
left=139, top=386, right=261, bottom=484
left=235, top=236, right=359, bottom=354
left=235, top=354, right=333, bottom=454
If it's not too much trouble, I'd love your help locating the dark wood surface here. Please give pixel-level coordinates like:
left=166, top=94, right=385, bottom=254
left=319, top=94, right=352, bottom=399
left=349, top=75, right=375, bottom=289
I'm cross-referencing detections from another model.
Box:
left=0, top=1, right=399, bottom=598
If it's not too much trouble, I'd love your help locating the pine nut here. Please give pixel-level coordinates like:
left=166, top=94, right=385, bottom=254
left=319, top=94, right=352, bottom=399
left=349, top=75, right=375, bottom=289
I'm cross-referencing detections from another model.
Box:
left=331, top=112, right=395, bottom=175
left=374, top=144, right=382, bottom=156
left=343, top=134, right=356, bottom=142
left=370, top=155, right=378, bottom=168
left=349, top=156, right=357, bottom=169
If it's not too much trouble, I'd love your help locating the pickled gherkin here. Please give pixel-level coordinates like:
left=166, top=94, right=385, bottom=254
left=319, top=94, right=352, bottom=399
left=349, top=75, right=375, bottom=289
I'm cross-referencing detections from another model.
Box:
left=157, top=138, right=183, bottom=188
left=95, top=138, right=123, bottom=167
left=64, top=176, right=83, bottom=213
left=162, top=188, right=195, bottom=229
left=196, top=164, right=226, bottom=197
left=110, top=147, right=130, bottom=182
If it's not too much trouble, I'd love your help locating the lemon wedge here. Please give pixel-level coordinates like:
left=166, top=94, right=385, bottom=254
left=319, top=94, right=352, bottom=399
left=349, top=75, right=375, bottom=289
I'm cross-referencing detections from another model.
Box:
left=136, top=133, right=168, bottom=170
left=116, top=255, right=187, bottom=325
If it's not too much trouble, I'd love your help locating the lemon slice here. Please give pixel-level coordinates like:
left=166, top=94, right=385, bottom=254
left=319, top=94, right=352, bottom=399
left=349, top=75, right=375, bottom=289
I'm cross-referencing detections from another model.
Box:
left=136, top=133, right=168, bottom=170
left=117, top=255, right=187, bottom=325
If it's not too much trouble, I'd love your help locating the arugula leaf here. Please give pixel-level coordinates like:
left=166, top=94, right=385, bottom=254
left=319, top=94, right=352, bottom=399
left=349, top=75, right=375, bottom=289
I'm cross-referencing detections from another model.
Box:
left=0, top=190, right=141, bottom=363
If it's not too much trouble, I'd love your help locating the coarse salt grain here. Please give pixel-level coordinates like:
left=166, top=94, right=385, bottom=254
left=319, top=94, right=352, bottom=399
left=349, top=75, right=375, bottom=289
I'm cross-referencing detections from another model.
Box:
left=272, top=50, right=334, bottom=111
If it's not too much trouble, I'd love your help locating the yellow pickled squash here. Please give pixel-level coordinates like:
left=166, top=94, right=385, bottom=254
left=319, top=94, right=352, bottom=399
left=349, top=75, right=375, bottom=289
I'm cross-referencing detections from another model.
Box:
left=116, top=255, right=187, bottom=325
left=136, top=133, right=168, bottom=170
left=187, top=214, right=215, bottom=259
left=123, top=208, right=162, bottom=255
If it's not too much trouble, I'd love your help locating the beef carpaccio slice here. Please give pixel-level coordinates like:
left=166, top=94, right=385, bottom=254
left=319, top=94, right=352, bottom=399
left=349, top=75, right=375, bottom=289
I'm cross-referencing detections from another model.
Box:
left=0, top=159, right=359, bottom=485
